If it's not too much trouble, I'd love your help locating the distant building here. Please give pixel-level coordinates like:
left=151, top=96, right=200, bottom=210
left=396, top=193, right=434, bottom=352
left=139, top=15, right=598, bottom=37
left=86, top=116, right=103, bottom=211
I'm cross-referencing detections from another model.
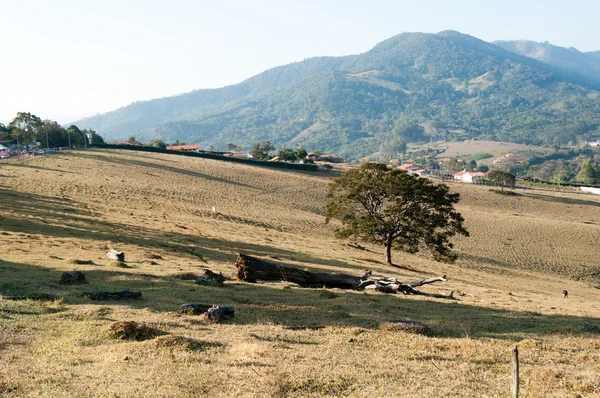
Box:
left=398, top=163, right=423, bottom=171
left=454, top=171, right=488, bottom=183
left=116, top=140, right=142, bottom=146
left=167, top=144, right=199, bottom=151
left=587, top=140, right=600, bottom=147
left=223, top=152, right=250, bottom=159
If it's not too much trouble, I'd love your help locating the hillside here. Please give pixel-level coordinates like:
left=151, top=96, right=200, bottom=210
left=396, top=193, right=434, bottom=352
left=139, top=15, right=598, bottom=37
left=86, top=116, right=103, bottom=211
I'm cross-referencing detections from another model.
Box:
left=75, top=31, right=600, bottom=159
left=2, top=149, right=600, bottom=396
left=494, top=39, right=600, bottom=84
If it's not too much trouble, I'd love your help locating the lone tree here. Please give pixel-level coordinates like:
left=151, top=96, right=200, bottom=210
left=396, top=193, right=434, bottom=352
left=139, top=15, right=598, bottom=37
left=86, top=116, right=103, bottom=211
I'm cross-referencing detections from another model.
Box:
left=326, top=163, right=469, bottom=265
left=487, top=170, right=516, bottom=192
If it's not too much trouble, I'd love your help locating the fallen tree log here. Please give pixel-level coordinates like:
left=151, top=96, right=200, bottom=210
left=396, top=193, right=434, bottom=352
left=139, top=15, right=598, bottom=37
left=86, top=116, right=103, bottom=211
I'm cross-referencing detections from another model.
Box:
left=234, top=253, right=453, bottom=298
left=235, top=253, right=364, bottom=289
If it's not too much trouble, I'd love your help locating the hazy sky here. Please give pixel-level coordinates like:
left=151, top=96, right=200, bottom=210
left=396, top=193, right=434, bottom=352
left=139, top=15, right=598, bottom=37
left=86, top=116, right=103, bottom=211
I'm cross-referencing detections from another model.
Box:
left=1, top=0, right=598, bottom=124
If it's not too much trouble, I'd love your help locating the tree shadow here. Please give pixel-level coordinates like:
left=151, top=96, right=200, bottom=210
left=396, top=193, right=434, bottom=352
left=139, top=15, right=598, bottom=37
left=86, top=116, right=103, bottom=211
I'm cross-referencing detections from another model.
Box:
left=519, top=191, right=600, bottom=208
left=2, top=163, right=77, bottom=174
left=2, top=260, right=599, bottom=341
left=67, top=151, right=255, bottom=189
left=0, top=186, right=374, bottom=274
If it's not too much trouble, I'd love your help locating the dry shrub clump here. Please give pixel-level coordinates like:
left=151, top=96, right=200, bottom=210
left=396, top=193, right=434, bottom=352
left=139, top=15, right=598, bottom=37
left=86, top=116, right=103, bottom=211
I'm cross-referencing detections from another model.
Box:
left=272, top=374, right=354, bottom=397
left=108, top=321, right=155, bottom=341
left=380, top=320, right=435, bottom=336
left=169, top=272, right=197, bottom=280
left=153, top=335, right=216, bottom=351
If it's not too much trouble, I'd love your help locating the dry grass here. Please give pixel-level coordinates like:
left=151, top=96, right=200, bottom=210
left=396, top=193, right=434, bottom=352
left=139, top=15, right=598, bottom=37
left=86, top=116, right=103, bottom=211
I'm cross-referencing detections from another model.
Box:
left=1, top=149, right=600, bottom=397
left=435, top=139, right=551, bottom=159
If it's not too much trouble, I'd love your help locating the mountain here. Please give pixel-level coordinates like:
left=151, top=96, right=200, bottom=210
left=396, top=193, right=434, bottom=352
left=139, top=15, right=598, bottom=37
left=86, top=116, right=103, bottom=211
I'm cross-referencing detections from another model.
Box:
left=75, top=31, right=600, bottom=159
left=494, top=39, right=600, bottom=85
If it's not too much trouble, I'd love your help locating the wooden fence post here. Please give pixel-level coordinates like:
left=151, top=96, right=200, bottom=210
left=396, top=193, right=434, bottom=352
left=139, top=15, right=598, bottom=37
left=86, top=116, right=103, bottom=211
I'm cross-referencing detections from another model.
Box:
left=511, top=346, right=519, bottom=398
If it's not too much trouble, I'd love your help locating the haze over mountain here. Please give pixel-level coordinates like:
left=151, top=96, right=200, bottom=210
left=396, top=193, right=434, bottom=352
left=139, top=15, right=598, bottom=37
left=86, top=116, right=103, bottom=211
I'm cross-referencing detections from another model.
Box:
left=75, top=31, right=600, bottom=159
left=494, top=39, right=600, bottom=85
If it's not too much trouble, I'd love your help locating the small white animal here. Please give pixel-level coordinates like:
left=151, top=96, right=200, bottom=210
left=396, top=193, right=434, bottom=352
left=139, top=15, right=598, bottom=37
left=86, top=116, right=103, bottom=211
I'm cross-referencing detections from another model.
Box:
left=212, top=206, right=217, bottom=214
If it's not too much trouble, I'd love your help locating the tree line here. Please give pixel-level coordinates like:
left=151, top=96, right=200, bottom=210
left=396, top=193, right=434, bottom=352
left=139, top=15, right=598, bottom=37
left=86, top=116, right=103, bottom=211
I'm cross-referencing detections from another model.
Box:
left=0, top=112, right=105, bottom=150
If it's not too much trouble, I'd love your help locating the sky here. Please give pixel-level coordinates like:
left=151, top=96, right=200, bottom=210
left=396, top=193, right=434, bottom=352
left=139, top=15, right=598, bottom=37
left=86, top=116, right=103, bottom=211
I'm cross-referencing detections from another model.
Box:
left=1, top=0, right=599, bottom=125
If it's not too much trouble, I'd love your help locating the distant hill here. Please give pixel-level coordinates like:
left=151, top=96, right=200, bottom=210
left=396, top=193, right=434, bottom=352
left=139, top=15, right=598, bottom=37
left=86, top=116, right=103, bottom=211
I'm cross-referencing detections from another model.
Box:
left=494, top=39, right=600, bottom=84
left=75, top=31, right=600, bottom=159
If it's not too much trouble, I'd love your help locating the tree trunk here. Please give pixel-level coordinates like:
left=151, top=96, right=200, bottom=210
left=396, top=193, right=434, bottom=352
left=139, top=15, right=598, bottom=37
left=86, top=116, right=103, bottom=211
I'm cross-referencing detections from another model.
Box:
left=384, top=235, right=393, bottom=265
left=235, top=253, right=362, bottom=288
left=234, top=253, right=452, bottom=298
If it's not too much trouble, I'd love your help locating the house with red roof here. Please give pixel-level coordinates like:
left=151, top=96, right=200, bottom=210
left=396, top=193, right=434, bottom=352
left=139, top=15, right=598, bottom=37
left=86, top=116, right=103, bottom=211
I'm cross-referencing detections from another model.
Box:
left=454, top=171, right=488, bottom=183
left=167, top=144, right=199, bottom=151
left=116, top=140, right=142, bottom=146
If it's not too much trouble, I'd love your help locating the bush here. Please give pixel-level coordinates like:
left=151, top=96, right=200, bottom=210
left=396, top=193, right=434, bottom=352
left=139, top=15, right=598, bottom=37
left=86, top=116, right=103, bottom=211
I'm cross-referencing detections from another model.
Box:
left=471, top=152, right=493, bottom=161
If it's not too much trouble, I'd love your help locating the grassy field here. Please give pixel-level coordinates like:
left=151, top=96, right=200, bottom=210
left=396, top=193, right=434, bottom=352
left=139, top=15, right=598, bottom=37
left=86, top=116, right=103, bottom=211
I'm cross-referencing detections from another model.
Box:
left=434, top=140, right=551, bottom=160
left=1, top=149, right=600, bottom=397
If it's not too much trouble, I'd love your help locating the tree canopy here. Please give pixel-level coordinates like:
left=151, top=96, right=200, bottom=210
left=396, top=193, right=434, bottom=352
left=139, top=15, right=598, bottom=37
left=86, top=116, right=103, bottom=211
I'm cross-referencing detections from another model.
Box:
left=8, top=112, right=42, bottom=150
left=487, top=170, right=516, bottom=191
left=326, top=163, right=469, bottom=265
left=250, top=141, right=275, bottom=160
left=149, top=139, right=167, bottom=149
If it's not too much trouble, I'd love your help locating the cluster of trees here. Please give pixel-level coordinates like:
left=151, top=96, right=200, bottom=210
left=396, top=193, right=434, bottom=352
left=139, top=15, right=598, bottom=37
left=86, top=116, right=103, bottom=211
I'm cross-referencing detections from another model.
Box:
left=444, top=157, right=488, bottom=173
left=276, top=148, right=310, bottom=163
left=0, top=112, right=104, bottom=150
left=576, top=160, right=600, bottom=185
left=246, top=140, right=311, bottom=163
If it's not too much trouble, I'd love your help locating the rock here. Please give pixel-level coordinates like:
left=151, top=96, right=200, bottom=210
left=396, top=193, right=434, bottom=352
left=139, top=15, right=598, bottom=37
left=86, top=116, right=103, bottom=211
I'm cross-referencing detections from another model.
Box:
left=106, top=250, right=125, bottom=262
left=195, top=270, right=225, bottom=286
left=178, top=303, right=234, bottom=323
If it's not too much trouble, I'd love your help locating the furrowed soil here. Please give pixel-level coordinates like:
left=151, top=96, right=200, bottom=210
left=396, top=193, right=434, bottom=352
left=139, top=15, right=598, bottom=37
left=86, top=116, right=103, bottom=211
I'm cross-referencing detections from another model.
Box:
left=1, top=149, right=600, bottom=397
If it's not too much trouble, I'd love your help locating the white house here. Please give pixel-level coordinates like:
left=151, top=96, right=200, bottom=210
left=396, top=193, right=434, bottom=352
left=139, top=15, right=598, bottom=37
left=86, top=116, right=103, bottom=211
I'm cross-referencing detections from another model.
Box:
left=454, top=171, right=487, bottom=183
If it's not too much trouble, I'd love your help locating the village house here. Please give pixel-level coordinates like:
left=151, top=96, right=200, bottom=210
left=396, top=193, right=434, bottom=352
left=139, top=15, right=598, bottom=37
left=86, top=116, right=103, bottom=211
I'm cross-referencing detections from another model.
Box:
left=307, top=153, right=344, bottom=163
left=454, top=171, right=488, bottom=183
left=166, top=144, right=199, bottom=151
left=116, top=140, right=142, bottom=146
left=223, top=151, right=251, bottom=159
left=398, top=163, right=423, bottom=171
left=586, top=140, right=600, bottom=147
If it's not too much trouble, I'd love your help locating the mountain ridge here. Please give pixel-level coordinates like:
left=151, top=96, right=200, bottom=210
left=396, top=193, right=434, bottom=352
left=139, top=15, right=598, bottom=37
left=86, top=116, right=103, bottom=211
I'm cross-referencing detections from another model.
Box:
left=75, top=31, right=600, bottom=159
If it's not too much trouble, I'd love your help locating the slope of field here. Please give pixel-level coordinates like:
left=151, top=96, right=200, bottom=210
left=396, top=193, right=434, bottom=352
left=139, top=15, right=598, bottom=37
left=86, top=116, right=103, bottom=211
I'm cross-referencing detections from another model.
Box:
left=436, top=140, right=551, bottom=159
left=1, top=150, right=600, bottom=397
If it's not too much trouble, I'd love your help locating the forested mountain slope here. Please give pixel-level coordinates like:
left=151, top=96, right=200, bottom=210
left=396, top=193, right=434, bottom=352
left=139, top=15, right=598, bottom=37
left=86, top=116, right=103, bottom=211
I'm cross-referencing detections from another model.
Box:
left=75, top=31, right=600, bottom=159
left=494, top=39, right=600, bottom=85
